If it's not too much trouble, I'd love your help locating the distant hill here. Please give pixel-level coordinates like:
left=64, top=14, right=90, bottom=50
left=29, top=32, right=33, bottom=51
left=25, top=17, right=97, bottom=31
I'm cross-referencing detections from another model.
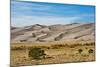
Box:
left=11, top=23, right=95, bottom=43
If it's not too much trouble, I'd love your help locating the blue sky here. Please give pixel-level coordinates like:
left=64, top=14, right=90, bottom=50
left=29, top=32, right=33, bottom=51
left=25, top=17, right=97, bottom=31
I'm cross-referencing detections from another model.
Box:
left=11, top=0, right=95, bottom=27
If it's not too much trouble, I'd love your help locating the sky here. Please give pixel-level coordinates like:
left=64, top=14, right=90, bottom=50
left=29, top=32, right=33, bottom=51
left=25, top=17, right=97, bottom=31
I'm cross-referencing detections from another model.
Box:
left=11, top=0, right=95, bottom=27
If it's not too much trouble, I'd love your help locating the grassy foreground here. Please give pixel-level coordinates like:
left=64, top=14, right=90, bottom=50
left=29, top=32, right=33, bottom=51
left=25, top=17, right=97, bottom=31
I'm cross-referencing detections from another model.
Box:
left=11, top=41, right=95, bottom=67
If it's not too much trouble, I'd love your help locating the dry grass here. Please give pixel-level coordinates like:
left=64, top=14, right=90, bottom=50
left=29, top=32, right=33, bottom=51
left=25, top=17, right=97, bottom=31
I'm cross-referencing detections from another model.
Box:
left=10, top=41, right=95, bottom=67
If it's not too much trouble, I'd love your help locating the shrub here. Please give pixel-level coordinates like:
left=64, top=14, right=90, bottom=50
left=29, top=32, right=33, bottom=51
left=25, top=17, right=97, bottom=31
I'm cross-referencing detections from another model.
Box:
left=51, top=44, right=64, bottom=49
left=51, top=45, right=59, bottom=49
left=88, top=49, right=94, bottom=54
left=28, top=47, right=46, bottom=60
left=11, top=46, right=25, bottom=50
left=78, top=49, right=83, bottom=54
left=84, top=42, right=95, bottom=46
left=90, top=42, right=95, bottom=45
left=47, top=47, right=50, bottom=49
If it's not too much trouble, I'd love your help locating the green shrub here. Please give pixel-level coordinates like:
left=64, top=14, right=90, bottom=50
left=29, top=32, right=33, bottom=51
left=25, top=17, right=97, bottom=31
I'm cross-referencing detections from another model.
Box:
left=28, top=47, right=46, bottom=60
left=88, top=49, right=94, bottom=54
left=78, top=49, right=83, bottom=54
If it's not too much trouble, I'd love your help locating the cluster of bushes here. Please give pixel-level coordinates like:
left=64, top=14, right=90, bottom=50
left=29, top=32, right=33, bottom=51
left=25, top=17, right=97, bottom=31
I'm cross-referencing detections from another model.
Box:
left=28, top=47, right=46, bottom=60
left=28, top=47, right=94, bottom=60
left=51, top=44, right=68, bottom=49
left=11, top=43, right=95, bottom=51
left=78, top=48, right=94, bottom=54
left=11, top=42, right=95, bottom=50
left=11, top=45, right=51, bottom=51
left=69, top=43, right=82, bottom=48
left=50, top=42, right=95, bottom=49
left=11, top=46, right=26, bottom=50
left=84, top=42, right=95, bottom=46
left=70, top=42, right=95, bottom=48
left=88, top=49, right=94, bottom=54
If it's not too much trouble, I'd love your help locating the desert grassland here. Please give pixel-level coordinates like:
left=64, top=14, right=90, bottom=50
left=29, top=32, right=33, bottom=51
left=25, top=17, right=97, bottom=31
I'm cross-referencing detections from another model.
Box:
left=11, top=40, right=95, bottom=67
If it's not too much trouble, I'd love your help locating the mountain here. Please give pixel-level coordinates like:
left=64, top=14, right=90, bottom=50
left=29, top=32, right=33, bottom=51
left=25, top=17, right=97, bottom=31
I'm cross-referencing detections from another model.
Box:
left=11, top=23, right=95, bottom=43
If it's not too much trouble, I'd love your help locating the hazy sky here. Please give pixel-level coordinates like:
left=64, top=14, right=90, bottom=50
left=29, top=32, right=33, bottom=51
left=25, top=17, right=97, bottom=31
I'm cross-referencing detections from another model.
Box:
left=11, top=0, right=95, bottom=27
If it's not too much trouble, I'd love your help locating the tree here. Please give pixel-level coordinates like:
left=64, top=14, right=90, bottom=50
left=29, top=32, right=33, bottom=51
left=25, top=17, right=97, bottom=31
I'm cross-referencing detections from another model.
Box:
left=28, top=47, right=46, bottom=60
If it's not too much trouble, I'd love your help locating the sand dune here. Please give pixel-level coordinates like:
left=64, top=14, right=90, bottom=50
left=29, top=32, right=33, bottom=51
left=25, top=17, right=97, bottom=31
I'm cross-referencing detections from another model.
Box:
left=11, top=23, right=95, bottom=43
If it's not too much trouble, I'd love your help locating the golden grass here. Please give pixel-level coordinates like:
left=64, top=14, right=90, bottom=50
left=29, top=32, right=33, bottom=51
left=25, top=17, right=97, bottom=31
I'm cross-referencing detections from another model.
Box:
left=11, top=41, right=95, bottom=67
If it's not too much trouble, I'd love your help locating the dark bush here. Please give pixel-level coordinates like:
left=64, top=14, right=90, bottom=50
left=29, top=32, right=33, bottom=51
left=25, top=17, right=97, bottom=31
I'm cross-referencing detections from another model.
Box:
left=28, top=47, right=46, bottom=60
left=78, top=49, right=83, bottom=54
left=47, top=47, right=50, bottom=49
left=88, top=49, right=94, bottom=54
left=11, top=46, right=25, bottom=50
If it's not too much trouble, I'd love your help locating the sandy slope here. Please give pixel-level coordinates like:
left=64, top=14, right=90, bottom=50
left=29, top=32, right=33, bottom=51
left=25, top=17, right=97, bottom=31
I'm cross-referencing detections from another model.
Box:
left=11, top=23, right=95, bottom=43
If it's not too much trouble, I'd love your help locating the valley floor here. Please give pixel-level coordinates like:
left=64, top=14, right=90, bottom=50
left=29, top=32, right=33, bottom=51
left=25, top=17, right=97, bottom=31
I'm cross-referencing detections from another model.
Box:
left=10, top=41, right=95, bottom=67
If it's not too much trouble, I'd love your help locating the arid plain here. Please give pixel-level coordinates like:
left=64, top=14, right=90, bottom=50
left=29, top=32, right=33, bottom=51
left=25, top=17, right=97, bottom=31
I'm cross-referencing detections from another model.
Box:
left=11, top=23, right=95, bottom=67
